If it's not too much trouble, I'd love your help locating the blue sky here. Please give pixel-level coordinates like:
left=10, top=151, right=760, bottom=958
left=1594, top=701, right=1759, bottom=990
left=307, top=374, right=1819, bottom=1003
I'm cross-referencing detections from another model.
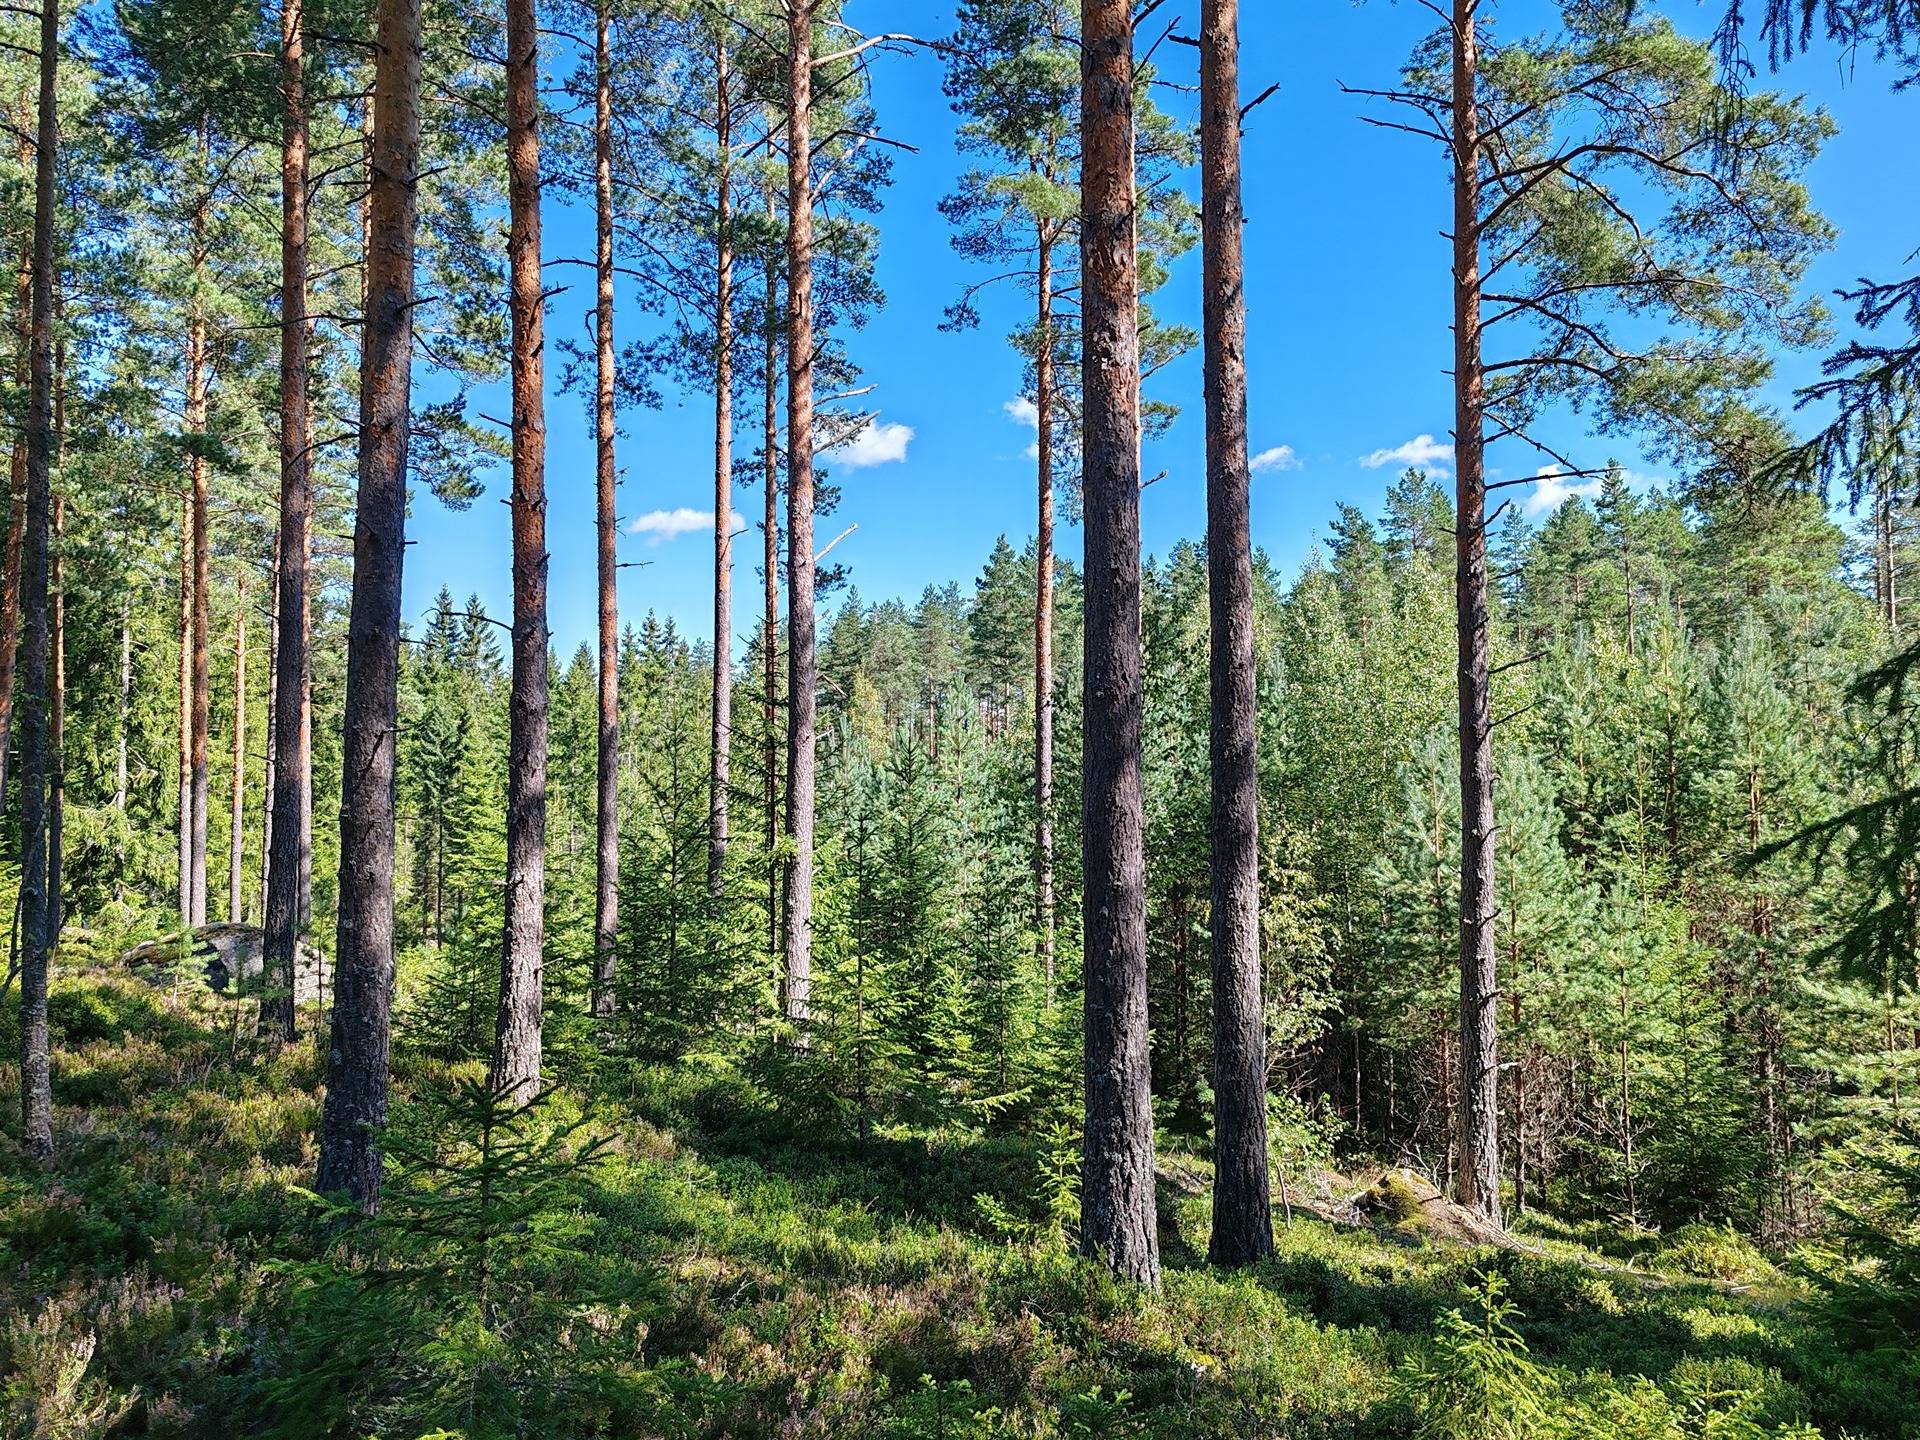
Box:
left=401, top=0, right=1920, bottom=659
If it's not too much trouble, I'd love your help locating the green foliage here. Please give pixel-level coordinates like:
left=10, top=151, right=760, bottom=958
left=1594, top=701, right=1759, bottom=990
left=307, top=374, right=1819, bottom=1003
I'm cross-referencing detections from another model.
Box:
left=263, top=1077, right=711, bottom=1439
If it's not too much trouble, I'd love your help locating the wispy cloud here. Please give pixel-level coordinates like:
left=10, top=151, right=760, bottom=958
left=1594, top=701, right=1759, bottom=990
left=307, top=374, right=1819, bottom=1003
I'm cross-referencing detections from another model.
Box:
left=1359, top=434, right=1454, bottom=475
left=1250, top=445, right=1301, bottom=473
left=833, top=418, right=915, bottom=469
left=628, top=506, right=748, bottom=545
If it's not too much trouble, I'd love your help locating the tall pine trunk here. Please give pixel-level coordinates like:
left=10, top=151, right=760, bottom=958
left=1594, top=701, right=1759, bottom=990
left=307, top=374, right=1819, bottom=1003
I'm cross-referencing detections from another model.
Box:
left=316, top=0, right=420, bottom=1211
left=262, top=0, right=310, bottom=1041
left=1034, top=227, right=1056, bottom=1005
left=1201, top=0, right=1272, bottom=1267
left=228, top=576, right=246, bottom=921
left=16, top=0, right=58, bottom=1163
left=492, top=0, right=548, bottom=1101
left=46, top=308, right=62, bottom=942
left=259, top=531, right=276, bottom=920
left=708, top=36, right=734, bottom=903
left=187, top=152, right=211, bottom=929
left=47, top=491, right=61, bottom=941
left=779, top=2, right=817, bottom=1033
left=176, top=459, right=192, bottom=923
left=0, top=219, right=29, bottom=814
left=114, top=595, right=129, bottom=897
left=761, top=222, right=780, bottom=966
left=1451, top=0, right=1501, bottom=1225
left=590, top=0, right=618, bottom=1019
left=1078, top=0, right=1159, bottom=1288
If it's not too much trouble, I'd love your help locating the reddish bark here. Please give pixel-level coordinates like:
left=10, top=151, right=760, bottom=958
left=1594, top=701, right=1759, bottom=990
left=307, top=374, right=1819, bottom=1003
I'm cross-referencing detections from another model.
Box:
left=316, top=0, right=420, bottom=1212
left=1200, top=0, right=1272, bottom=1267
left=591, top=0, right=619, bottom=1019
left=1078, top=0, right=1159, bottom=1288
left=491, top=0, right=549, bottom=1102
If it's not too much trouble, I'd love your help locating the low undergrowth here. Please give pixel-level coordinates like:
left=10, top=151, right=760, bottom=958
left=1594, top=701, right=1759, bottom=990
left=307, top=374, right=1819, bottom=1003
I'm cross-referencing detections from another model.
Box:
left=1, top=971, right=1915, bottom=1438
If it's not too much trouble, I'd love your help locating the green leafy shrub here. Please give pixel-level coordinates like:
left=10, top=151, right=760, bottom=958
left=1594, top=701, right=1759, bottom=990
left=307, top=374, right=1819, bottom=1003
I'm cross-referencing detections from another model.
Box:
left=1651, top=1225, right=1779, bottom=1286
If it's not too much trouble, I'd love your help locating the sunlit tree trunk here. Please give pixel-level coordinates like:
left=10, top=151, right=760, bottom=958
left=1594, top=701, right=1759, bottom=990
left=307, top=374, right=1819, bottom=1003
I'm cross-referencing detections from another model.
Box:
left=708, top=35, right=735, bottom=903
left=187, top=153, right=211, bottom=930
left=591, top=0, right=619, bottom=1019
left=16, top=0, right=59, bottom=1163
left=779, top=1, right=817, bottom=1033
left=493, top=0, right=549, bottom=1101
left=1201, top=0, right=1272, bottom=1267
left=1034, top=225, right=1056, bottom=1005
left=1078, top=0, right=1159, bottom=1288
left=762, top=215, right=780, bottom=967
left=316, top=0, right=420, bottom=1211
left=228, top=576, right=246, bottom=922
left=262, top=0, right=310, bottom=1040
left=0, top=209, right=30, bottom=815
left=1451, top=0, right=1501, bottom=1226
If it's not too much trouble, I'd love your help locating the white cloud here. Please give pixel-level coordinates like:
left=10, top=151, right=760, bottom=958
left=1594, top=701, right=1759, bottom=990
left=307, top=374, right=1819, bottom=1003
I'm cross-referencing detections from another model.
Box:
left=1004, top=397, right=1041, bottom=459
left=1250, top=445, right=1301, bottom=473
left=628, top=506, right=749, bottom=545
left=1521, top=465, right=1605, bottom=518
left=832, top=418, right=915, bottom=469
left=1359, top=434, right=1455, bottom=474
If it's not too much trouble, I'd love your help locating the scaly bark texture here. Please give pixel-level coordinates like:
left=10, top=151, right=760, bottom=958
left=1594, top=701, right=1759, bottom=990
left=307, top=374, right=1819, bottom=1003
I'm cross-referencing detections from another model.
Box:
left=1451, top=0, right=1502, bottom=1226
left=258, top=532, right=276, bottom=920
left=1034, top=231, right=1057, bottom=1005
left=708, top=36, right=734, bottom=903
left=761, top=227, right=780, bottom=966
left=779, top=1, right=817, bottom=1033
left=1078, top=0, right=1160, bottom=1289
left=17, top=0, right=58, bottom=1163
left=262, top=0, right=310, bottom=1042
left=1200, top=0, right=1272, bottom=1267
left=187, top=164, right=210, bottom=929
left=590, top=0, right=618, bottom=1020
left=48, top=488, right=61, bottom=941
left=176, top=484, right=191, bottom=923
left=316, top=0, right=419, bottom=1212
left=0, top=214, right=29, bottom=814
left=228, top=577, right=245, bottom=922
left=492, top=0, right=549, bottom=1102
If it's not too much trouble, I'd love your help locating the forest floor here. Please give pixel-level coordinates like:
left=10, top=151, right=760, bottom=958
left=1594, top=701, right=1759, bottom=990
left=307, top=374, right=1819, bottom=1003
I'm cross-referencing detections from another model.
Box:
left=2, top=963, right=1915, bottom=1439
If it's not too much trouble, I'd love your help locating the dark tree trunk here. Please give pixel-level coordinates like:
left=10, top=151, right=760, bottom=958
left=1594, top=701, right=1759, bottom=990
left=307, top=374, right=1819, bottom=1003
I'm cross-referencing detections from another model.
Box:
left=1201, top=0, right=1272, bottom=1267
left=1451, top=0, right=1501, bottom=1226
left=1034, top=227, right=1056, bottom=1006
left=493, top=0, right=548, bottom=1101
left=316, top=0, right=419, bottom=1211
left=262, top=0, right=310, bottom=1041
left=591, top=0, right=618, bottom=1019
left=779, top=2, right=816, bottom=1033
left=16, top=0, right=58, bottom=1163
left=1078, top=0, right=1160, bottom=1288
left=708, top=35, right=734, bottom=903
